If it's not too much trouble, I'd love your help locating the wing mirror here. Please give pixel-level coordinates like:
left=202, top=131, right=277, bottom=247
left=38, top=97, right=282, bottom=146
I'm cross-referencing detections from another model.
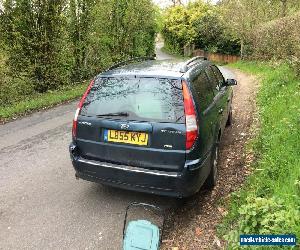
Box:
left=224, top=79, right=237, bottom=86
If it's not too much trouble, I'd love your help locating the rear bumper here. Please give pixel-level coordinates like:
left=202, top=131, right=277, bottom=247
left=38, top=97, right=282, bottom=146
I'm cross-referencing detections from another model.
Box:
left=69, top=144, right=210, bottom=198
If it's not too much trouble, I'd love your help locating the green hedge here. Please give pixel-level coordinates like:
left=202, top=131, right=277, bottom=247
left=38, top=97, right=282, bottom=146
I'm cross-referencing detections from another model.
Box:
left=248, top=12, right=300, bottom=75
left=0, top=0, right=157, bottom=108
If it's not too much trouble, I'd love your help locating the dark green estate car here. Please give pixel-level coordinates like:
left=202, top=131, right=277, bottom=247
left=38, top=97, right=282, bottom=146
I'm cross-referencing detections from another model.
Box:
left=69, top=56, right=237, bottom=197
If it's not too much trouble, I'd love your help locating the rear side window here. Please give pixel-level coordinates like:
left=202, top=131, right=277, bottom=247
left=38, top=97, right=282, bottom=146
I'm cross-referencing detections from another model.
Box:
left=192, top=72, right=214, bottom=111
left=211, top=65, right=224, bottom=87
left=205, top=66, right=219, bottom=92
left=80, top=77, right=184, bottom=123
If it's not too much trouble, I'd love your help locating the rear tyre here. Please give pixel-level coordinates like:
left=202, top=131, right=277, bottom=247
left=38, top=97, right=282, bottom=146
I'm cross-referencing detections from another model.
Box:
left=204, top=143, right=219, bottom=189
left=226, top=107, right=233, bottom=127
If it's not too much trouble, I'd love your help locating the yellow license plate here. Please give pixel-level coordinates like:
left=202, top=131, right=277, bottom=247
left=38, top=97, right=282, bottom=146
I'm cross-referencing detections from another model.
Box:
left=104, top=129, right=148, bottom=146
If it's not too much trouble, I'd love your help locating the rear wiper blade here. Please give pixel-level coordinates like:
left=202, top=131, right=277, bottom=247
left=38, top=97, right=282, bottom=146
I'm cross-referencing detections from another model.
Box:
left=96, top=112, right=129, bottom=117
left=175, top=115, right=184, bottom=122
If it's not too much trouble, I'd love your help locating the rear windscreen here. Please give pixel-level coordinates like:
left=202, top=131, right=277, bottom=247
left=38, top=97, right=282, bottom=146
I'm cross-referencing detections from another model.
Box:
left=80, top=77, right=184, bottom=123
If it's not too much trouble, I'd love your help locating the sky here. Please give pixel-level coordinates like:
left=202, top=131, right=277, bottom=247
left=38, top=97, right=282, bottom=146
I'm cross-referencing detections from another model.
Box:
left=152, top=0, right=190, bottom=8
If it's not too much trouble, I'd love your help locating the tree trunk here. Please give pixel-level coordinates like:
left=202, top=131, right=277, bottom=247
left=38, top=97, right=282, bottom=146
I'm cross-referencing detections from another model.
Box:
left=240, top=39, right=244, bottom=59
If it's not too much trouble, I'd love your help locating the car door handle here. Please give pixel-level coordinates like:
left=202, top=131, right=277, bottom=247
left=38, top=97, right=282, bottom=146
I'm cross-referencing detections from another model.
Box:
left=218, top=108, right=223, bottom=114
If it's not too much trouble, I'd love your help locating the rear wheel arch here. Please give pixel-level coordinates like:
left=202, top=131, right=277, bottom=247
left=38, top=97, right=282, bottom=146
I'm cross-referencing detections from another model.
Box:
left=206, top=126, right=222, bottom=187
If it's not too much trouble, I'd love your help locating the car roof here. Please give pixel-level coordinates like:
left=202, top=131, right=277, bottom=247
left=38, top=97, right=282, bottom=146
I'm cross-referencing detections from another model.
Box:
left=98, top=59, right=210, bottom=79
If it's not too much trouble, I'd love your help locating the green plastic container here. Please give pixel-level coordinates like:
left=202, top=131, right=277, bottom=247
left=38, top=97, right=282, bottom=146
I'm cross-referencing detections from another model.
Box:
left=123, top=220, right=160, bottom=250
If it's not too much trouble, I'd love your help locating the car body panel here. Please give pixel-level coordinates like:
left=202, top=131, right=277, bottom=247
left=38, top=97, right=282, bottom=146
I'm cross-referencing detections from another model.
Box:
left=70, top=146, right=211, bottom=197
left=76, top=117, right=186, bottom=171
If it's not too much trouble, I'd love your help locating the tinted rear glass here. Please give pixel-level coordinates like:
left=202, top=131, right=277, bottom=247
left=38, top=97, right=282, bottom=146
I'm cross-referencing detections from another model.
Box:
left=81, top=77, right=184, bottom=123
left=193, top=72, right=214, bottom=111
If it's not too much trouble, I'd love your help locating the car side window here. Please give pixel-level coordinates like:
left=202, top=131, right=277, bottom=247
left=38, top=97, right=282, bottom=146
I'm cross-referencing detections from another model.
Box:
left=192, top=71, right=215, bottom=111
left=211, top=65, right=225, bottom=88
left=205, top=66, right=219, bottom=94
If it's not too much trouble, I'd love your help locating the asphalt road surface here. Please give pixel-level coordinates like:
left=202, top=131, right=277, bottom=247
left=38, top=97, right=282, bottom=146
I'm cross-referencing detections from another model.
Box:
left=0, top=43, right=235, bottom=250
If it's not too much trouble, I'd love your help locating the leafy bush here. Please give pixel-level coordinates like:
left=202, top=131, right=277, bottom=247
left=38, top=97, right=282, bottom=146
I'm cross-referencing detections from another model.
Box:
left=161, top=6, right=190, bottom=55
left=290, top=55, right=300, bottom=77
left=248, top=12, right=300, bottom=60
left=225, top=197, right=299, bottom=248
left=0, top=75, right=35, bottom=106
left=248, top=12, right=300, bottom=75
left=242, top=197, right=297, bottom=234
left=161, top=1, right=240, bottom=55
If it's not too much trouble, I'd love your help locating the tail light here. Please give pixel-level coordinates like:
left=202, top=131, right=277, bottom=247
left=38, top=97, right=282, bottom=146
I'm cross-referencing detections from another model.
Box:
left=72, top=79, right=95, bottom=139
left=182, top=80, right=198, bottom=150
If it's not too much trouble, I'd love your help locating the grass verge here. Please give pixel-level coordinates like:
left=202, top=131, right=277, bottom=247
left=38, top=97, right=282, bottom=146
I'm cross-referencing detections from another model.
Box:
left=0, top=83, right=87, bottom=122
left=219, top=61, right=300, bottom=248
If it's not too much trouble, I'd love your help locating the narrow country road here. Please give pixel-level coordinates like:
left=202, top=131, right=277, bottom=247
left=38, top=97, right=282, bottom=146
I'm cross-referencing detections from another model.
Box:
left=155, top=42, right=175, bottom=60
left=0, top=44, right=257, bottom=250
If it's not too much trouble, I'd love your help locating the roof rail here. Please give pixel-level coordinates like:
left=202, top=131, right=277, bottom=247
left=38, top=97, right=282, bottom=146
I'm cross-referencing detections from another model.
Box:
left=179, top=56, right=207, bottom=73
left=106, top=55, right=156, bottom=71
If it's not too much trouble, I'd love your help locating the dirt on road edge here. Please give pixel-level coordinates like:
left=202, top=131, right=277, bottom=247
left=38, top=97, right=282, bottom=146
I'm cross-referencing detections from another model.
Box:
left=161, top=69, right=260, bottom=250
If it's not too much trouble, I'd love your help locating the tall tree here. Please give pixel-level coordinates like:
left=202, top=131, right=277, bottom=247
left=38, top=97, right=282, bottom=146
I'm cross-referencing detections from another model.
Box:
left=69, top=0, right=94, bottom=81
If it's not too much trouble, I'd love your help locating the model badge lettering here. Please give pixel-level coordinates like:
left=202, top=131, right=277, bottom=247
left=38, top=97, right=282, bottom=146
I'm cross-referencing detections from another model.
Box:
left=78, top=121, right=91, bottom=126
left=161, top=129, right=182, bottom=134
